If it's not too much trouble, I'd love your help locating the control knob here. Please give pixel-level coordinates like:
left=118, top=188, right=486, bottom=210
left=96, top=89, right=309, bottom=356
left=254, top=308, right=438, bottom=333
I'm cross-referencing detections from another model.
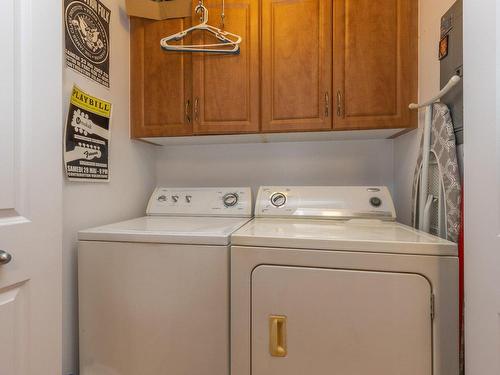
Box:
left=370, top=197, right=382, bottom=207
left=270, top=192, right=287, bottom=207
left=223, top=193, right=239, bottom=207
left=0, top=250, right=12, bottom=265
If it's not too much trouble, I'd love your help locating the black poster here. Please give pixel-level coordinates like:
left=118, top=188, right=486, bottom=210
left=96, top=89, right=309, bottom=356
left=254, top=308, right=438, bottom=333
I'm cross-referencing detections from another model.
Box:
left=64, top=0, right=111, bottom=88
left=64, top=85, right=112, bottom=182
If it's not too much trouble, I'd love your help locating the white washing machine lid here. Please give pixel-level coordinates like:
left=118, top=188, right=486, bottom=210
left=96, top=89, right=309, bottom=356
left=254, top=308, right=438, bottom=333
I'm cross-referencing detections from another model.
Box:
left=231, top=218, right=458, bottom=256
left=78, top=216, right=251, bottom=246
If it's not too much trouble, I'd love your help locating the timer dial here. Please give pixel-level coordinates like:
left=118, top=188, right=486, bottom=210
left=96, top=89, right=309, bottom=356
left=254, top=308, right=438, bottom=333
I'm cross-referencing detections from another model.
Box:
left=270, top=192, right=287, bottom=207
left=223, top=193, right=239, bottom=207
left=370, top=197, right=382, bottom=207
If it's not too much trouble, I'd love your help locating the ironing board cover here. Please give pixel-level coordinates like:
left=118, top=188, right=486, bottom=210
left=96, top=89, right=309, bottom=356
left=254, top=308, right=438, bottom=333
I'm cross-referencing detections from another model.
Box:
left=412, top=103, right=462, bottom=242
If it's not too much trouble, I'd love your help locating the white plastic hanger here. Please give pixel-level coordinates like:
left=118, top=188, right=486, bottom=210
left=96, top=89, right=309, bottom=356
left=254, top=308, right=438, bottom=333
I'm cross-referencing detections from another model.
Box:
left=160, top=0, right=241, bottom=54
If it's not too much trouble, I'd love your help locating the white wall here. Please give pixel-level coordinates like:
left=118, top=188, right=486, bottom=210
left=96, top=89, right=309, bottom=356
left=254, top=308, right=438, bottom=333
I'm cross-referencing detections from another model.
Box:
left=62, top=0, right=454, bottom=373
left=155, top=140, right=394, bottom=197
left=463, top=0, right=500, bottom=373
left=62, top=2, right=157, bottom=374
left=393, top=0, right=457, bottom=225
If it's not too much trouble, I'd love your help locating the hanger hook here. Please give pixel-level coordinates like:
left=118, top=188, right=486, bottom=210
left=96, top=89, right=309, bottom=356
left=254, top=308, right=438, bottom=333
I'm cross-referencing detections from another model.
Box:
left=220, top=0, right=225, bottom=28
left=195, top=0, right=207, bottom=23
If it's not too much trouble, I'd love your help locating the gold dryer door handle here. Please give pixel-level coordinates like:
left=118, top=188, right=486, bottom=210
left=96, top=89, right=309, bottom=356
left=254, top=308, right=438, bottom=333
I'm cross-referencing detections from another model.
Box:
left=269, top=315, right=287, bottom=357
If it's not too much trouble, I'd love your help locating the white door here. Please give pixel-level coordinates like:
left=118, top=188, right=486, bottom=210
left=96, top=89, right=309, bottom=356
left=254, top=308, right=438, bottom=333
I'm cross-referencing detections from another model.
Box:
left=252, top=266, right=432, bottom=375
left=0, top=0, right=62, bottom=373
left=463, top=0, right=500, bottom=373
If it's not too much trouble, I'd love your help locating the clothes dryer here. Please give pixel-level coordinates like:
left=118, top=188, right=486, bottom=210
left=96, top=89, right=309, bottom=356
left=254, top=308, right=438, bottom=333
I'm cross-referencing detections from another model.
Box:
left=231, top=186, right=458, bottom=375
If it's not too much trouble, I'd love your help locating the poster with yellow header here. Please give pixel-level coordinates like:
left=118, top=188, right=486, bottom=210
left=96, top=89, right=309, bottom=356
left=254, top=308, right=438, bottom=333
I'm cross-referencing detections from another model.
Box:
left=64, top=85, right=111, bottom=182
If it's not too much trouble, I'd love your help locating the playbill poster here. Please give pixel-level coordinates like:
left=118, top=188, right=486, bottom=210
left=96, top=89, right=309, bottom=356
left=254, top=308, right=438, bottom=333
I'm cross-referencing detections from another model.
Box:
left=64, top=85, right=112, bottom=182
left=64, top=0, right=110, bottom=87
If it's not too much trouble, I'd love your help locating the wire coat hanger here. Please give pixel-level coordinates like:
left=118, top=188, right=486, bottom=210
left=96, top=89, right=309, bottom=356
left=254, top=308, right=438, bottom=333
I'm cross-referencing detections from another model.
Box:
left=160, top=0, right=241, bottom=54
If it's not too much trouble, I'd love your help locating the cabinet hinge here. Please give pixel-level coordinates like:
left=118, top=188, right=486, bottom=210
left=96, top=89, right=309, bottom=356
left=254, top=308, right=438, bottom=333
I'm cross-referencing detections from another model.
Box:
left=430, top=294, right=435, bottom=321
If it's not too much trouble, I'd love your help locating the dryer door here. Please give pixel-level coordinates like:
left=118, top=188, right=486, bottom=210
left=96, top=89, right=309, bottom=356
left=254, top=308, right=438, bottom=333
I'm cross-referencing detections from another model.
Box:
left=251, top=265, right=432, bottom=375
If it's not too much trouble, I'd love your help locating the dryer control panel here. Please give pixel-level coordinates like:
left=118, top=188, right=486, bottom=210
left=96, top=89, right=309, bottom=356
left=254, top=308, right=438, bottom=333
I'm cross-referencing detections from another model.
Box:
left=147, top=187, right=252, bottom=217
left=255, top=186, right=396, bottom=220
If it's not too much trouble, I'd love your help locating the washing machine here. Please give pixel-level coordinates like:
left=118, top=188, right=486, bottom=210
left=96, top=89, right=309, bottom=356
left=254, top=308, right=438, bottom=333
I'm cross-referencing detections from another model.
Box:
left=231, top=186, right=458, bottom=375
left=78, top=187, right=252, bottom=375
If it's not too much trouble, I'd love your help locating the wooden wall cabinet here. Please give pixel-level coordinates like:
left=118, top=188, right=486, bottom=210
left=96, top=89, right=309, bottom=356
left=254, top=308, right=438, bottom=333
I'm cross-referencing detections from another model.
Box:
left=261, top=0, right=332, bottom=133
left=131, top=17, right=193, bottom=138
left=130, top=0, right=417, bottom=139
left=192, top=0, right=260, bottom=134
left=333, top=0, right=418, bottom=130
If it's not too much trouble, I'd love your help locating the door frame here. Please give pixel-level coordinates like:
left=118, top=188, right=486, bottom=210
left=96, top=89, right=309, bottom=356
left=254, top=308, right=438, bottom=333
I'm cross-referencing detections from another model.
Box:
left=463, top=0, right=500, bottom=373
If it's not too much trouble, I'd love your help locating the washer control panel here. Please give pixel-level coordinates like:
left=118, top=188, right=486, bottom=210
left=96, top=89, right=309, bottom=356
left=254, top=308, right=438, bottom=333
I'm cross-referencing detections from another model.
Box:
left=147, top=187, right=252, bottom=217
left=255, top=186, right=396, bottom=220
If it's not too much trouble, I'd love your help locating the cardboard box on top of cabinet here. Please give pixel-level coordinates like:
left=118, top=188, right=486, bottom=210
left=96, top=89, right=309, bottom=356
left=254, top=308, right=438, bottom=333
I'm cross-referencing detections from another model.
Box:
left=125, top=0, right=191, bottom=20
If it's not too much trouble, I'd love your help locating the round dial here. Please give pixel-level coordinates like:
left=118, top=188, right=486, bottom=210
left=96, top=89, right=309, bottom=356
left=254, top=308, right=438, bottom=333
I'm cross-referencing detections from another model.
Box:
left=270, top=192, right=287, bottom=207
left=223, top=193, right=239, bottom=207
left=370, top=197, right=382, bottom=207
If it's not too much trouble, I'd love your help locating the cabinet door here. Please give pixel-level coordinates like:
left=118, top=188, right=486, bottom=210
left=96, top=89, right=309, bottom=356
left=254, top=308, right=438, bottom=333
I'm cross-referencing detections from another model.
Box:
left=192, top=0, right=259, bottom=134
left=131, top=17, right=193, bottom=138
left=333, top=0, right=417, bottom=130
left=261, top=0, right=332, bottom=132
left=252, top=266, right=432, bottom=375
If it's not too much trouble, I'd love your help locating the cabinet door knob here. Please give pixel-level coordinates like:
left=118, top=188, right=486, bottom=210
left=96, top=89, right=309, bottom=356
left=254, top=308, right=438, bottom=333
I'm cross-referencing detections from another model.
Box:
left=336, top=90, right=344, bottom=118
left=324, top=91, right=330, bottom=117
left=0, top=250, right=12, bottom=265
left=185, top=99, right=191, bottom=123
left=194, top=97, right=199, bottom=122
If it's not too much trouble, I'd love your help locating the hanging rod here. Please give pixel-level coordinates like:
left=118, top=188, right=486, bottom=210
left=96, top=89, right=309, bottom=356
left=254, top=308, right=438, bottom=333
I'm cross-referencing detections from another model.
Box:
left=409, top=75, right=461, bottom=109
